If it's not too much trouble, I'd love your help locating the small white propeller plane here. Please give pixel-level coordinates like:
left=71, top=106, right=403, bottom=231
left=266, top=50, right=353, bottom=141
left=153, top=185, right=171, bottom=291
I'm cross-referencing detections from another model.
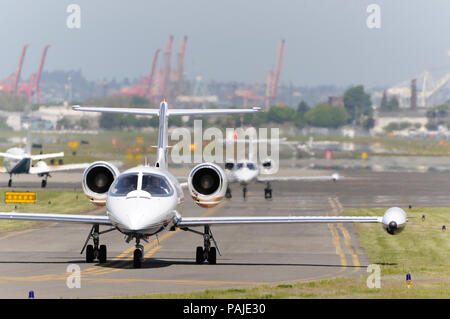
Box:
left=0, top=125, right=90, bottom=187
left=0, top=100, right=407, bottom=268
left=222, top=137, right=339, bottom=199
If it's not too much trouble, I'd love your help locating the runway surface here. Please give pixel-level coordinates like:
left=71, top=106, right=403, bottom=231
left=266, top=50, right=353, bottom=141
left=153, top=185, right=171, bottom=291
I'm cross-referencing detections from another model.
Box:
left=0, top=168, right=450, bottom=298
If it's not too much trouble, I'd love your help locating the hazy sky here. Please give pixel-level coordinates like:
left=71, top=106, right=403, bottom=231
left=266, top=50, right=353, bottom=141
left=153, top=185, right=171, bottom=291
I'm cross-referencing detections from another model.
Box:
left=1, top=0, right=449, bottom=88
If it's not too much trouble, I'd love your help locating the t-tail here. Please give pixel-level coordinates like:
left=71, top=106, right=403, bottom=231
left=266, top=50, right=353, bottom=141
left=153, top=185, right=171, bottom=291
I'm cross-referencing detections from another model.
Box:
left=25, top=122, right=32, bottom=155
left=72, top=99, right=261, bottom=169
left=155, top=99, right=169, bottom=169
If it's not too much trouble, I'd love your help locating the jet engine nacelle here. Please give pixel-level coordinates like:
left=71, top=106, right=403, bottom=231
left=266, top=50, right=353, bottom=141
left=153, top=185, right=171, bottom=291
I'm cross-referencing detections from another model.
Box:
left=382, top=207, right=407, bottom=235
left=188, top=163, right=227, bottom=208
left=82, top=161, right=120, bottom=206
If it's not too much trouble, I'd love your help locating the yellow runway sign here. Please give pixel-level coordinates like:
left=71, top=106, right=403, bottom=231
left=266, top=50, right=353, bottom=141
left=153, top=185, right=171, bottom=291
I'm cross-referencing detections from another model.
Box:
left=5, top=192, right=36, bottom=203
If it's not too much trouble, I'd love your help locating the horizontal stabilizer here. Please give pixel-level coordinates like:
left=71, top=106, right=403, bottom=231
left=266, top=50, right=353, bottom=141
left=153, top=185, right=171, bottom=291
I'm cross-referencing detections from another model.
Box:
left=73, top=105, right=261, bottom=116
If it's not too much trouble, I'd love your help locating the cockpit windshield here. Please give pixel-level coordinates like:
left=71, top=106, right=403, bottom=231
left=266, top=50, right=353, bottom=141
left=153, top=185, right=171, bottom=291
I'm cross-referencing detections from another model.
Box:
left=110, top=173, right=138, bottom=196
left=141, top=173, right=173, bottom=196
left=246, top=163, right=257, bottom=170
left=236, top=163, right=244, bottom=169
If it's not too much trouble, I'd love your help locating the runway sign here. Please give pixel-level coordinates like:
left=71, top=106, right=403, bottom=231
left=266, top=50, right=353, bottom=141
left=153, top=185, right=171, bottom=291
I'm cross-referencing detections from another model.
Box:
left=4, top=191, right=36, bottom=203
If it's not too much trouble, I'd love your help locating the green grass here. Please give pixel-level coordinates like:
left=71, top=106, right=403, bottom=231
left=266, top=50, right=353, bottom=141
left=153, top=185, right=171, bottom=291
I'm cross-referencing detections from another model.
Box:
left=118, top=207, right=450, bottom=299
left=0, top=190, right=95, bottom=232
left=288, top=134, right=450, bottom=156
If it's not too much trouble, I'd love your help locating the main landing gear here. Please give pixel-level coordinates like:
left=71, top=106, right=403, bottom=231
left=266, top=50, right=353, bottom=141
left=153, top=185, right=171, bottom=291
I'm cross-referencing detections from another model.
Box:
left=264, top=182, right=272, bottom=200
left=81, top=224, right=115, bottom=264
left=195, top=225, right=219, bottom=264
left=40, top=174, right=49, bottom=188
left=225, top=187, right=232, bottom=199
left=181, top=225, right=220, bottom=265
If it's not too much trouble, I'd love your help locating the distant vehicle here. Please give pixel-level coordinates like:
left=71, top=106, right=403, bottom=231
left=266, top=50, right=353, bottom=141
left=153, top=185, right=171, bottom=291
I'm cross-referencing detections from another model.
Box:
left=222, top=138, right=339, bottom=199
left=0, top=101, right=407, bottom=268
left=0, top=126, right=89, bottom=187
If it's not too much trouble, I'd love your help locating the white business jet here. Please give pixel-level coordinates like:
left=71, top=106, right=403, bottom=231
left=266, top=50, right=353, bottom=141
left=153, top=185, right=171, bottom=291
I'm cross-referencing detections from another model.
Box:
left=0, top=125, right=89, bottom=187
left=223, top=137, right=339, bottom=199
left=0, top=100, right=407, bottom=268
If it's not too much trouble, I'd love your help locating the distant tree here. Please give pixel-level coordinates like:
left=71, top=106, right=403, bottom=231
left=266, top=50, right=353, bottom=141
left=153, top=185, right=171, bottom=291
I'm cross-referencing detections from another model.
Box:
left=296, top=101, right=309, bottom=115
left=267, top=106, right=296, bottom=123
left=304, top=103, right=348, bottom=128
left=79, top=118, right=90, bottom=129
left=168, top=116, right=182, bottom=127
left=343, top=85, right=372, bottom=124
left=85, top=95, right=154, bottom=108
left=57, top=116, right=72, bottom=129
left=387, top=96, right=400, bottom=111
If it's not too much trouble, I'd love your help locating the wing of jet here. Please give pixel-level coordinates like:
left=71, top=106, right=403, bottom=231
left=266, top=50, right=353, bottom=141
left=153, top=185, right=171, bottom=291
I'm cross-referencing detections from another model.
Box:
left=175, top=215, right=381, bottom=227
left=0, top=212, right=111, bottom=225
left=257, top=173, right=340, bottom=182
left=30, top=152, right=64, bottom=161
left=29, top=163, right=90, bottom=175
left=0, top=152, right=24, bottom=160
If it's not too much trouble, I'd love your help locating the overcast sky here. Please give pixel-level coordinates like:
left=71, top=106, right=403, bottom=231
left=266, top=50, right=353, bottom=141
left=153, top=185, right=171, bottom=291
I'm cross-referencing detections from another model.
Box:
left=0, top=0, right=449, bottom=88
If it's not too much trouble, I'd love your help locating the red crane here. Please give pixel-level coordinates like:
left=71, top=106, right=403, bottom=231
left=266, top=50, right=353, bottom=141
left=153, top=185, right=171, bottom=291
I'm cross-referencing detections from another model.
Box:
left=265, top=39, right=285, bottom=109
left=17, top=45, right=50, bottom=104
left=175, top=36, right=188, bottom=82
left=233, top=40, right=285, bottom=110
left=160, top=35, right=174, bottom=99
left=118, top=48, right=161, bottom=100
left=0, top=45, right=29, bottom=94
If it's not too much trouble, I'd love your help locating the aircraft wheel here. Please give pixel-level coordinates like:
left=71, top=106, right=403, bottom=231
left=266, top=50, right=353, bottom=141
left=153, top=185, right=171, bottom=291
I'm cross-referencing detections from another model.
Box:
left=264, top=189, right=272, bottom=199
left=41, top=180, right=47, bottom=188
left=8, top=179, right=11, bottom=187
left=99, top=245, right=107, bottom=263
left=207, top=247, right=217, bottom=265
left=225, top=188, right=232, bottom=199
left=133, top=248, right=142, bottom=268
left=86, top=245, right=95, bottom=263
left=195, top=246, right=204, bottom=264
left=243, top=187, right=247, bottom=200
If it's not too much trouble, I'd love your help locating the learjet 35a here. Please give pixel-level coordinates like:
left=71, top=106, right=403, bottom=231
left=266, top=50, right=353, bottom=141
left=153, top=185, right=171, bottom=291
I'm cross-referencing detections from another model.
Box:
left=0, top=101, right=407, bottom=268
left=222, top=138, right=339, bottom=199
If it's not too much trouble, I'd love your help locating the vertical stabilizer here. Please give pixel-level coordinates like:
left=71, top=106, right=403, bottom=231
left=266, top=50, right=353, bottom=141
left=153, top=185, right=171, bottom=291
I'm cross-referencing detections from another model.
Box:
left=155, top=100, right=168, bottom=169
left=25, top=121, right=32, bottom=155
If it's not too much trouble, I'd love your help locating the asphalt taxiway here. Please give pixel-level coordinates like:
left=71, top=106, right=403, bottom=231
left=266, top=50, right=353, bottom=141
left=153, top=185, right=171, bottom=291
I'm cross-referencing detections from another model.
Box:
left=0, top=169, right=449, bottom=298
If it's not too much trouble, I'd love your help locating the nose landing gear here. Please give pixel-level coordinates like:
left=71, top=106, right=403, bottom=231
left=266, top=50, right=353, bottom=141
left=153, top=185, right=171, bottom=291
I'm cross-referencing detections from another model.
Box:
left=242, top=186, right=247, bottom=200
left=133, top=237, right=144, bottom=268
left=264, top=182, right=272, bottom=200
left=40, top=174, right=49, bottom=188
